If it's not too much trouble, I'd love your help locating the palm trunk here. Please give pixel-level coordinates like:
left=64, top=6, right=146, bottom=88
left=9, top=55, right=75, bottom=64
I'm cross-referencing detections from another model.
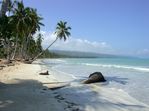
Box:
left=11, top=35, right=18, bottom=60
left=6, top=38, right=11, bottom=61
left=25, top=34, right=31, bottom=60
left=0, top=0, right=10, bottom=17
left=21, top=36, right=27, bottom=59
left=32, top=37, right=58, bottom=61
left=3, top=38, right=10, bottom=62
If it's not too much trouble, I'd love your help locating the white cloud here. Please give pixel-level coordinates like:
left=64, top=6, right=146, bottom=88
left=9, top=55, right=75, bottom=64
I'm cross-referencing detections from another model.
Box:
left=137, top=49, right=149, bottom=56
left=38, top=31, right=114, bottom=54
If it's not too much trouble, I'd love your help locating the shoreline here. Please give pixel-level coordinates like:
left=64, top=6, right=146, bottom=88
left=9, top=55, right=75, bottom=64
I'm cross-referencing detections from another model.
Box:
left=0, top=59, right=149, bottom=111
left=0, top=60, right=73, bottom=111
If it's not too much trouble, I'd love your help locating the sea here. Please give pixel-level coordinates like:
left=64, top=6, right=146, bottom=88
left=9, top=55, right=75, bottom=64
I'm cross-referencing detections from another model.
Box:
left=41, top=57, right=149, bottom=105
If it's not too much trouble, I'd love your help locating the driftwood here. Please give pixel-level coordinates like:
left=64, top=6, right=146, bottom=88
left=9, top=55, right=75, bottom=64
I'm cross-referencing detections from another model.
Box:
left=43, top=82, right=70, bottom=90
left=0, top=67, right=3, bottom=70
left=0, top=64, right=6, bottom=67
left=23, top=60, right=33, bottom=64
left=7, top=63, right=15, bottom=66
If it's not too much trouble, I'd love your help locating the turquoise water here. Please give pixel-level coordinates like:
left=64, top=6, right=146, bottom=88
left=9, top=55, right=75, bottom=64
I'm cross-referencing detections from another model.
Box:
left=43, top=57, right=149, bottom=105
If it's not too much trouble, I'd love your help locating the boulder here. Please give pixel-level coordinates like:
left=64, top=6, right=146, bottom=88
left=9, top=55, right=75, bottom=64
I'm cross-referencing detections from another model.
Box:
left=83, top=72, right=106, bottom=84
left=39, top=71, right=49, bottom=75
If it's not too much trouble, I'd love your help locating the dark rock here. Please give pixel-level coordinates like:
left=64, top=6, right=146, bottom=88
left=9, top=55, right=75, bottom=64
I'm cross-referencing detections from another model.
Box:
left=83, top=72, right=106, bottom=84
left=39, top=71, right=49, bottom=75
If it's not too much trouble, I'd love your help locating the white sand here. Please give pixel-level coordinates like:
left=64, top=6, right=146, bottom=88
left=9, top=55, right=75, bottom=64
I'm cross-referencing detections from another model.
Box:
left=0, top=60, right=149, bottom=111
left=0, top=61, right=67, bottom=111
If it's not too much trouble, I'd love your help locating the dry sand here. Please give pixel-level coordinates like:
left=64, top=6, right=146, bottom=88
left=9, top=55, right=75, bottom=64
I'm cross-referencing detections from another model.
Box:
left=0, top=61, right=73, bottom=111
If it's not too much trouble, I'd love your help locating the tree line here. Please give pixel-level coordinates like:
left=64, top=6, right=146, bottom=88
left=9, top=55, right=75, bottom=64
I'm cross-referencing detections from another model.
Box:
left=0, top=0, right=71, bottom=63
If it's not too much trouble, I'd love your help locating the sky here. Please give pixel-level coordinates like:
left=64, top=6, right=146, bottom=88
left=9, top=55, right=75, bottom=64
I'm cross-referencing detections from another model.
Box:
left=23, top=0, right=149, bottom=57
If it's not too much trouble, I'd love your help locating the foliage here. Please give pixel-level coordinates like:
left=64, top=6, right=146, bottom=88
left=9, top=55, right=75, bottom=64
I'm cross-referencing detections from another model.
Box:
left=0, top=0, right=44, bottom=60
left=32, top=20, right=71, bottom=61
left=0, top=0, right=71, bottom=62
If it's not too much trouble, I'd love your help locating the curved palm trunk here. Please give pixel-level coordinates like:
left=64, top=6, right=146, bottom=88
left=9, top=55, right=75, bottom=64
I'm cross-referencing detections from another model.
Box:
left=32, top=37, right=58, bottom=62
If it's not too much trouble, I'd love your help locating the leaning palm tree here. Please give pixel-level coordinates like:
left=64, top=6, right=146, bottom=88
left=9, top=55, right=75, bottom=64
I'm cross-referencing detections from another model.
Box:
left=32, top=21, right=71, bottom=61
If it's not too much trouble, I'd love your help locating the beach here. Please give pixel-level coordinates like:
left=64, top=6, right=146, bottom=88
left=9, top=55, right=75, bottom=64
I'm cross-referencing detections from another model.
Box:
left=0, top=59, right=149, bottom=111
left=0, top=60, right=70, bottom=111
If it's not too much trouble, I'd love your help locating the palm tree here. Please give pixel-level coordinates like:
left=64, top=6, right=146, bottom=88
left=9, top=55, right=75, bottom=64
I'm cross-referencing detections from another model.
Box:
left=0, top=0, right=15, bottom=61
left=0, top=0, right=44, bottom=61
left=21, top=8, right=44, bottom=60
left=11, top=1, right=27, bottom=59
left=0, top=0, right=11, bottom=17
left=11, top=1, right=44, bottom=60
left=0, top=14, right=14, bottom=61
left=32, top=21, right=71, bottom=61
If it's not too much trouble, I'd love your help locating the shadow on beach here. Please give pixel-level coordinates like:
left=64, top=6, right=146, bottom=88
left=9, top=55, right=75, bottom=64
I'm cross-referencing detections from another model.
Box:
left=0, top=79, right=65, bottom=111
left=0, top=77, right=148, bottom=111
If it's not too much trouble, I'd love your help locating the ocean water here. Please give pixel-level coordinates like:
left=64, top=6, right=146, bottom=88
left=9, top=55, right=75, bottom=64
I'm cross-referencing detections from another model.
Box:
left=42, top=57, right=149, bottom=105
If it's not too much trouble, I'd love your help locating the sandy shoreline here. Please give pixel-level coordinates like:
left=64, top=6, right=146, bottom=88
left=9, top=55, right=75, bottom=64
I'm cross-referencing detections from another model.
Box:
left=0, top=60, right=74, bottom=111
left=0, top=60, right=149, bottom=111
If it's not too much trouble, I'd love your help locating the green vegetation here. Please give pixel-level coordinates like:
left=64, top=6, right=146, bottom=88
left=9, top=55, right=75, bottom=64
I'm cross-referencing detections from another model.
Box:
left=0, top=0, right=71, bottom=62
left=33, top=20, right=71, bottom=61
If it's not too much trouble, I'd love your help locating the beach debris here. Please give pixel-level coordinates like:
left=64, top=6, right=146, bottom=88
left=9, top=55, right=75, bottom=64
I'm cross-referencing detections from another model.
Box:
left=43, top=82, right=70, bottom=90
left=7, top=63, right=15, bottom=66
left=0, top=64, right=6, bottom=67
left=39, top=71, right=49, bottom=75
left=23, top=60, right=33, bottom=64
left=83, top=72, right=106, bottom=84
left=0, top=67, right=3, bottom=70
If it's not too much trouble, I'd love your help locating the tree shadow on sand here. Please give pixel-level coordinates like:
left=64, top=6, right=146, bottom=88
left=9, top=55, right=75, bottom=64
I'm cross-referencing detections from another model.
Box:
left=0, top=79, right=53, bottom=111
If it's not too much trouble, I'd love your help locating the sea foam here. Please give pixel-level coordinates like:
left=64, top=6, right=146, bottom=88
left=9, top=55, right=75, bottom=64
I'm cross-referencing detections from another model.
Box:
left=83, top=63, right=149, bottom=73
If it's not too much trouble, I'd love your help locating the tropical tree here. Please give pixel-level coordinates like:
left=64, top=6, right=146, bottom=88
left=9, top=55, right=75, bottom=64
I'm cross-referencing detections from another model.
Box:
left=0, top=0, right=72, bottom=63
left=10, top=1, right=44, bottom=60
left=10, top=1, right=27, bottom=59
left=32, top=21, right=71, bottom=61
left=0, top=0, right=11, bottom=17
left=0, top=0, right=14, bottom=61
left=0, top=14, right=14, bottom=61
left=24, top=8, right=44, bottom=59
left=27, top=33, right=43, bottom=59
left=35, top=33, right=43, bottom=53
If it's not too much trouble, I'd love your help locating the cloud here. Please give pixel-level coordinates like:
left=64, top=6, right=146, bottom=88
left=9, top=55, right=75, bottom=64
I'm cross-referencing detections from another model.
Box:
left=37, top=31, right=114, bottom=54
left=136, top=49, right=149, bottom=56
left=34, top=31, right=149, bottom=57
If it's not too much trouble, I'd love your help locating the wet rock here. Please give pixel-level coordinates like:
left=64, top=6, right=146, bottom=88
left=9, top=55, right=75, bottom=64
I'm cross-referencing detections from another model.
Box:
left=83, top=72, right=106, bottom=84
